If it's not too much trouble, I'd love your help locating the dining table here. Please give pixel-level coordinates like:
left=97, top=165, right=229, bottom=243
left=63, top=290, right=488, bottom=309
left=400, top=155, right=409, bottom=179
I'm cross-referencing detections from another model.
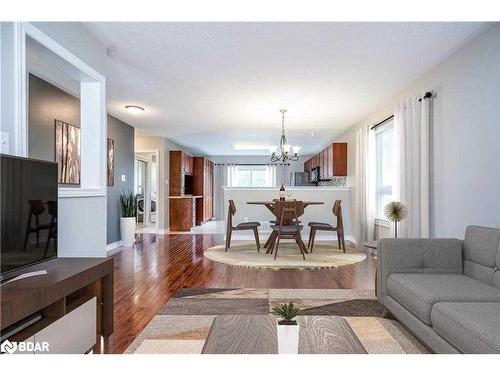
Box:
left=247, top=200, right=324, bottom=254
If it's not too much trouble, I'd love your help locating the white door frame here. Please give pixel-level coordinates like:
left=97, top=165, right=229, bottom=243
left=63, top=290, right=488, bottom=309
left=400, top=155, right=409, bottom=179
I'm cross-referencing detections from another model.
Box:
left=135, top=150, right=160, bottom=231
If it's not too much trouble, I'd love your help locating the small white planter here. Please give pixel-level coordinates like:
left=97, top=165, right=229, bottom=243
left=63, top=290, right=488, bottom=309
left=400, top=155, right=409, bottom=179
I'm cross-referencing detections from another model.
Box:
left=120, top=217, right=136, bottom=247
left=277, top=323, right=300, bottom=354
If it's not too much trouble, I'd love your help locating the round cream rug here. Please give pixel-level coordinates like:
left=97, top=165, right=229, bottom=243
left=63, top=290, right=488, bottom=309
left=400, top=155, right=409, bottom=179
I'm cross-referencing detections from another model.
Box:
left=204, top=241, right=367, bottom=270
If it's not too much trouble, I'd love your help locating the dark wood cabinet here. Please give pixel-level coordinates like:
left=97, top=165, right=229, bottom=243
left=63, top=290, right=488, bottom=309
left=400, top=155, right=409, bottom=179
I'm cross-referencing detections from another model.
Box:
left=169, top=151, right=183, bottom=196
left=303, top=142, right=347, bottom=178
left=182, top=153, right=193, bottom=175
left=193, top=156, right=214, bottom=224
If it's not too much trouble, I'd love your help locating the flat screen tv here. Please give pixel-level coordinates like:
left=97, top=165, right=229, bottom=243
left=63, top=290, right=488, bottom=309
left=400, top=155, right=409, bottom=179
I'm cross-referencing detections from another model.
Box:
left=1, top=154, right=58, bottom=281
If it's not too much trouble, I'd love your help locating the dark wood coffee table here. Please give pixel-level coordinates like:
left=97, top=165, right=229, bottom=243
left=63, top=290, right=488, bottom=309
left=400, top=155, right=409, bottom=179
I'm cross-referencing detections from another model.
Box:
left=201, top=315, right=367, bottom=354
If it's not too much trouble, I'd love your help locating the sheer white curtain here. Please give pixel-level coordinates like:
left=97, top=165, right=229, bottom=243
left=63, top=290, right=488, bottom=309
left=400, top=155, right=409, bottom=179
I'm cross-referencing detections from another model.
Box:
left=214, top=164, right=239, bottom=220
left=394, top=93, right=431, bottom=238
left=266, top=164, right=278, bottom=187
left=354, top=124, right=376, bottom=247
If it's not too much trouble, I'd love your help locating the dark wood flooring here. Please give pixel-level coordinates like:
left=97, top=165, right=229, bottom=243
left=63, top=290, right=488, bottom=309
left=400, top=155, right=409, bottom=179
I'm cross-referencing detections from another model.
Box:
left=98, top=233, right=376, bottom=354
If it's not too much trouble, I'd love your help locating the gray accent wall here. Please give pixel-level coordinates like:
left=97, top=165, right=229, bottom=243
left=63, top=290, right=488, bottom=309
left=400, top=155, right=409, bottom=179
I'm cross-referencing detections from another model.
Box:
left=107, top=115, right=135, bottom=245
left=28, top=73, right=80, bottom=161
left=28, top=73, right=135, bottom=246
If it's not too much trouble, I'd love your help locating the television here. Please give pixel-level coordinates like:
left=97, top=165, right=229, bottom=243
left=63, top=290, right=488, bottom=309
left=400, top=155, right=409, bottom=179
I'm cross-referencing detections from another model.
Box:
left=1, top=154, right=58, bottom=281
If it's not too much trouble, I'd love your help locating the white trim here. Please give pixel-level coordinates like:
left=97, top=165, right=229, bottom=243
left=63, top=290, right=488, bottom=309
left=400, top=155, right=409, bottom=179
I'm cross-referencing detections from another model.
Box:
left=106, top=240, right=122, bottom=252
left=18, top=22, right=107, bottom=197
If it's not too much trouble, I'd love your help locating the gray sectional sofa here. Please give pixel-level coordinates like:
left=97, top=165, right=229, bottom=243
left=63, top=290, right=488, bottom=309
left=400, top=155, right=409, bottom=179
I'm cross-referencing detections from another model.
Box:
left=377, top=225, right=500, bottom=353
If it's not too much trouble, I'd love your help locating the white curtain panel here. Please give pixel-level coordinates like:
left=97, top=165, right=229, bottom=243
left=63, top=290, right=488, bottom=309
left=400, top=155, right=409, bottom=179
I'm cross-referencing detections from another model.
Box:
left=394, top=93, right=431, bottom=238
left=214, top=164, right=240, bottom=220
left=354, top=124, right=376, bottom=247
left=266, top=164, right=278, bottom=187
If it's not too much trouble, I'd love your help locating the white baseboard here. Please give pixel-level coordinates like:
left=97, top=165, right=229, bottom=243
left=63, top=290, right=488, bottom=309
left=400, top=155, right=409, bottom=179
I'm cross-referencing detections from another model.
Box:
left=106, top=240, right=122, bottom=253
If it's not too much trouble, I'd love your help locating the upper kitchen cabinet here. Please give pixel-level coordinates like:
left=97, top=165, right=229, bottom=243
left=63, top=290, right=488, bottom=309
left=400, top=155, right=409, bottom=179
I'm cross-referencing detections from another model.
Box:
left=182, top=152, right=194, bottom=175
left=303, top=142, right=347, bottom=179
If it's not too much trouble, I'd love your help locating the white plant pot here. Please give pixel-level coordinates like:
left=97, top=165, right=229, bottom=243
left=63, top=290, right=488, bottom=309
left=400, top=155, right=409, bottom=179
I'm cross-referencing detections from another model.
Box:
left=277, top=323, right=300, bottom=354
left=120, top=217, right=136, bottom=247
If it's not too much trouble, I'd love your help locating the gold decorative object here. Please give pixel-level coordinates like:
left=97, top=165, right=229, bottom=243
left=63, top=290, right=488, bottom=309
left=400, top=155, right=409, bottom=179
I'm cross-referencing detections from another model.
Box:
left=384, top=201, right=408, bottom=238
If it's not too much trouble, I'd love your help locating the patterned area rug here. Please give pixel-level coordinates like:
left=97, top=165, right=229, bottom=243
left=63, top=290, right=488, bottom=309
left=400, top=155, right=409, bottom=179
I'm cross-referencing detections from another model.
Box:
left=204, top=241, right=367, bottom=270
left=126, top=288, right=429, bottom=354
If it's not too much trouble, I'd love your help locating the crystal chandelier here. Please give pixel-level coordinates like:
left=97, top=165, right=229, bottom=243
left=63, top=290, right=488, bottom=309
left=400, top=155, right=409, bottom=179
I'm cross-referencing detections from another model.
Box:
left=270, top=109, right=300, bottom=162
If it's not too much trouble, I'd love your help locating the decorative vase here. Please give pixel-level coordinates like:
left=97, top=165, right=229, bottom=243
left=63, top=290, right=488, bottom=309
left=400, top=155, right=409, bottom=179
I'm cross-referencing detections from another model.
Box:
left=277, top=323, right=300, bottom=354
left=120, top=217, right=136, bottom=247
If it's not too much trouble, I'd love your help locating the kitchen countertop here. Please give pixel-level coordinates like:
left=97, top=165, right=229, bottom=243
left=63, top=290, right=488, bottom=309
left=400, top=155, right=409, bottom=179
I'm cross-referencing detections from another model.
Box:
left=222, top=186, right=350, bottom=191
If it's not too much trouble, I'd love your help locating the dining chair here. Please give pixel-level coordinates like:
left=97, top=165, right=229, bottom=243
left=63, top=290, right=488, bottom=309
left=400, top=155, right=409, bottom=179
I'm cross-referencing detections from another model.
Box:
left=225, top=199, right=261, bottom=252
left=307, top=199, right=345, bottom=253
left=270, top=200, right=307, bottom=260
left=43, top=200, right=58, bottom=257
left=264, top=199, right=302, bottom=252
left=23, top=200, right=52, bottom=252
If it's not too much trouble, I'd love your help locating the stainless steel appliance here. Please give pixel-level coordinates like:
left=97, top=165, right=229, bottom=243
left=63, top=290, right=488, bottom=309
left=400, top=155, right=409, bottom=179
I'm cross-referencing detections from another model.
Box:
left=289, top=172, right=314, bottom=186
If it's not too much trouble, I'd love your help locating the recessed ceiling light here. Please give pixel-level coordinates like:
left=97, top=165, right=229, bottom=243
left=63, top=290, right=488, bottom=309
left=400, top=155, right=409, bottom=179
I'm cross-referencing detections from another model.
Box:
left=232, top=144, right=272, bottom=151
left=125, top=105, right=145, bottom=115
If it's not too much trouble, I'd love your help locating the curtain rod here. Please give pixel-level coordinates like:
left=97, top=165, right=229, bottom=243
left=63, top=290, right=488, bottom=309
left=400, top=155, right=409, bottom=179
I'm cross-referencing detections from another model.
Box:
left=370, top=91, right=432, bottom=131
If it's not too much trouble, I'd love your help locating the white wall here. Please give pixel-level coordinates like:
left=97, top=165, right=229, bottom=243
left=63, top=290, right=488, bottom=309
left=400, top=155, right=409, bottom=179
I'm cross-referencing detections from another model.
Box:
left=335, top=24, right=500, bottom=239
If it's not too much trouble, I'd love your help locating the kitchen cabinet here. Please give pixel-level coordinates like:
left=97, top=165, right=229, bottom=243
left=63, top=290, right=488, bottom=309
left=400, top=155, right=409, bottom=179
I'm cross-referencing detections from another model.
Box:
left=303, top=143, right=347, bottom=178
left=193, top=157, right=214, bottom=224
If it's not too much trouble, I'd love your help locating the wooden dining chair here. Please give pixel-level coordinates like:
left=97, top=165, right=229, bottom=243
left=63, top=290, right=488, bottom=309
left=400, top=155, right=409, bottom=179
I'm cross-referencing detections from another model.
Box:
left=23, top=200, right=52, bottom=252
left=225, top=199, right=261, bottom=252
left=270, top=200, right=307, bottom=260
left=43, top=200, right=58, bottom=257
left=307, top=199, right=345, bottom=253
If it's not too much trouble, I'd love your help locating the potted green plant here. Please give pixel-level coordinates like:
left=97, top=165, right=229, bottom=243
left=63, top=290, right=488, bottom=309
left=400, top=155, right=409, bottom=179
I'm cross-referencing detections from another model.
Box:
left=272, top=302, right=301, bottom=354
left=120, top=191, right=137, bottom=247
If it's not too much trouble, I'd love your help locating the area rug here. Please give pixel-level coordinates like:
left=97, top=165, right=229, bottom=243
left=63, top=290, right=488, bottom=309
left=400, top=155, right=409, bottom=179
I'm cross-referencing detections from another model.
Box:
left=204, top=241, right=367, bottom=270
left=125, top=288, right=429, bottom=354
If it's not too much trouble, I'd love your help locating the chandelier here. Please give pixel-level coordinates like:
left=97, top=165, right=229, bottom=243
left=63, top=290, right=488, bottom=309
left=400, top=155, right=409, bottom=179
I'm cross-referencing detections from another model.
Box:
left=270, top=109, right=300, bottom=163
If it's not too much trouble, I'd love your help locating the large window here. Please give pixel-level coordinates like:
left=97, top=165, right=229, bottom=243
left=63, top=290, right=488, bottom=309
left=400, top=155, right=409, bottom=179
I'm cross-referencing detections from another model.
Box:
left=232, top=165, right=276, bottom=187
left=375, top=121, right=394, bottom=219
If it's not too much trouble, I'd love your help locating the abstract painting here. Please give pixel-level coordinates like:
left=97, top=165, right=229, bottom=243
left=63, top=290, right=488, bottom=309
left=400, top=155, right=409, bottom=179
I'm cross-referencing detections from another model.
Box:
left=55, top=120, right=81, bottom=185
left=107, top=138, right=114, bottom=186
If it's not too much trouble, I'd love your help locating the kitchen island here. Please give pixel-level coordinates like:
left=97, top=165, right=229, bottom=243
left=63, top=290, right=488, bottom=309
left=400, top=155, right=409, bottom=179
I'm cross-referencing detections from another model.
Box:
left=223, top=186, right=352, bottom=241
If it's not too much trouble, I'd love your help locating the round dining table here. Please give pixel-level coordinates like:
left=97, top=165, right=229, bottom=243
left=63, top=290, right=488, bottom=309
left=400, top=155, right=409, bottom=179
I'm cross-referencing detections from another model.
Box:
left=247, top=200, right=324, bottom=254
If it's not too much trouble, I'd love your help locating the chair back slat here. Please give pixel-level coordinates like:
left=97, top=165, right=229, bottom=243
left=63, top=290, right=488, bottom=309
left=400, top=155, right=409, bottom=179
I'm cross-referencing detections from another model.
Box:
left=273, top=200, right=304, bottom=228
left=332, top=199, right=343, bottom=229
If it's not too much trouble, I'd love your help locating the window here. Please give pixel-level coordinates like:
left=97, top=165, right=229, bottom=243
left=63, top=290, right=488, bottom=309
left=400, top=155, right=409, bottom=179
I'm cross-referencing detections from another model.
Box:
left=232, top=165, right=276, bottom=187
left=375, top=121, right=394, bottom=219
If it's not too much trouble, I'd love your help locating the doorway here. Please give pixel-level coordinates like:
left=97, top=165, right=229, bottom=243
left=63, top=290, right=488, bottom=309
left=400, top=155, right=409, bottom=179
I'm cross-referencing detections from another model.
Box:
left=134, top=152, right=159, bottom=233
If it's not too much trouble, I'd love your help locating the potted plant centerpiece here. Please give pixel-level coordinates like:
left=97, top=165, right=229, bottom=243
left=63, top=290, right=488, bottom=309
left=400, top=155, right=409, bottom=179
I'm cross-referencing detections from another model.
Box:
left=272, top=302, right=302, bottom=354
left=120, top=191, right=137, bottom=247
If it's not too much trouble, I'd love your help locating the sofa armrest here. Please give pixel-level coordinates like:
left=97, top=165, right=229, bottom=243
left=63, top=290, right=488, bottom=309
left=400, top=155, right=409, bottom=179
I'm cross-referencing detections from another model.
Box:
left=377, top=238, right=463, bottom=296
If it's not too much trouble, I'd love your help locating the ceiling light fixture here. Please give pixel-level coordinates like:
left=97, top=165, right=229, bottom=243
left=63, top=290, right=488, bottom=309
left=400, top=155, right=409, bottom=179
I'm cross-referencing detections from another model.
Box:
left=125, top=105, right=145, bottom=115
left=270, top=109, right=300, bottom=163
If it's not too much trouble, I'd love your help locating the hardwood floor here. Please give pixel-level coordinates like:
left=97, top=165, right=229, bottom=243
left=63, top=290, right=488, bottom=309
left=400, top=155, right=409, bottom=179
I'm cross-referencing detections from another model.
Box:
left=98, top=233, right=376, bottom=354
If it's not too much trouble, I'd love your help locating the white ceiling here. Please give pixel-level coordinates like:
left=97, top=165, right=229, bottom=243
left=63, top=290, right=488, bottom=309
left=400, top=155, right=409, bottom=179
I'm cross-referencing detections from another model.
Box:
left=84, top=22, right=485, bottom=156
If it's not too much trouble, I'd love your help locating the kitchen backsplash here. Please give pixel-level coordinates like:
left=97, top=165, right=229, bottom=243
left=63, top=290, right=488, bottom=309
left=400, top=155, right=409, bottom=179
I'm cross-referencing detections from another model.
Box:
left=317, top=177, right=347, bottom=187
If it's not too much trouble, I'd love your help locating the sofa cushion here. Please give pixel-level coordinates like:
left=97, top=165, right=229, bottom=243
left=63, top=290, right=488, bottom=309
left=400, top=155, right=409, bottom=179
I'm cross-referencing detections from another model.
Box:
left=493, top=240, right=500, bottom=288
left=463, top=225, right=500, bottom=285
left=431, top=302, right=500, bottom=353
left=387, top=273, right=500, bottom=325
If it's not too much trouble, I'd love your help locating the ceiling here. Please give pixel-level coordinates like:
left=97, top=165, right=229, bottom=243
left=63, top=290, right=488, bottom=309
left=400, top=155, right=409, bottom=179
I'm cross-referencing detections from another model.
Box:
left=84, top=22, right=485, bottom=156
